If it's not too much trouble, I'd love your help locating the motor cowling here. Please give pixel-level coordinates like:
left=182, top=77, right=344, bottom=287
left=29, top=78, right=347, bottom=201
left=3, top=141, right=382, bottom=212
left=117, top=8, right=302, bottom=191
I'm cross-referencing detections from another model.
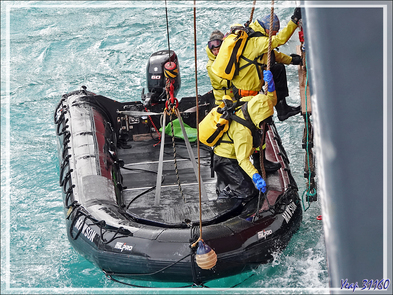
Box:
left=142, top=50, right=181, bottom=107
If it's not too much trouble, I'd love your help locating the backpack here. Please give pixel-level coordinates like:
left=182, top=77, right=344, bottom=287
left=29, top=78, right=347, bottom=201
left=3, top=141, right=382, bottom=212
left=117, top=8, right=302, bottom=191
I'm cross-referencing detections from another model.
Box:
left=211, top=23, right=264, bottom=80
left=199, top=100, right=232, bottom=147
left=199, top=98, right=259, bottom=147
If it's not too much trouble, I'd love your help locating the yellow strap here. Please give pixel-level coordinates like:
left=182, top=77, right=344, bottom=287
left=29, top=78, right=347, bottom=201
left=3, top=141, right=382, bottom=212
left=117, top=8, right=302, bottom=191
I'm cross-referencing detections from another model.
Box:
left=255, top=143, right=266, bottom=151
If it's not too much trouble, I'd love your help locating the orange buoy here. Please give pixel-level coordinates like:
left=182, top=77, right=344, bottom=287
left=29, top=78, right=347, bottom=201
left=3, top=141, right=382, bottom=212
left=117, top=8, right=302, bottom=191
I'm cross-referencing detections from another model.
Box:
left=195, top=240, right=217, bottom=270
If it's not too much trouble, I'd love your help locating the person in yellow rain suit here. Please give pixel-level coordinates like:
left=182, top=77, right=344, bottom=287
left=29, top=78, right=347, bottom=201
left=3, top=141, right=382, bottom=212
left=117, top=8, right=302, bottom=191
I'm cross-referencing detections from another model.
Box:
left=231, top=8, right=303, bottom=121
left=206, top=30, right=235, bottom=105
left=213, top=70, right=280, bottom=199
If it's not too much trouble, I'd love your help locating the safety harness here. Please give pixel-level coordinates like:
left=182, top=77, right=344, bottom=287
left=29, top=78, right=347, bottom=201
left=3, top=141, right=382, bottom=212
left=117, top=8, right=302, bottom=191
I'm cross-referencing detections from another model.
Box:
left=208, top=101, right=263, bottom=177
left=217, top=101, right=261, bottom=147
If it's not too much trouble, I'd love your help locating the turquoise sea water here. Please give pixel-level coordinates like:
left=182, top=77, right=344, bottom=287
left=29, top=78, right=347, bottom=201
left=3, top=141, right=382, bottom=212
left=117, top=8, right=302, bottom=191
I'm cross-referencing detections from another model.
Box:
left=1, top=1, right=328, bottom=294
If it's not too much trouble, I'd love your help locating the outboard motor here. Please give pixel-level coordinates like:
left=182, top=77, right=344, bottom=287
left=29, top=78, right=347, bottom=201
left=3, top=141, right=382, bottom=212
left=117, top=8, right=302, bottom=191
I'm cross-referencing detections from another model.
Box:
left=142, top=50, right=181, bottom=107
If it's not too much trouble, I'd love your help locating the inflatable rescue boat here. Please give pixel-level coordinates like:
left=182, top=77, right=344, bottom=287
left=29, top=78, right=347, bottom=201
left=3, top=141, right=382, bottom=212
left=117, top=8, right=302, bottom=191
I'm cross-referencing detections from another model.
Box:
left=54, top=50, right=302, bottom=284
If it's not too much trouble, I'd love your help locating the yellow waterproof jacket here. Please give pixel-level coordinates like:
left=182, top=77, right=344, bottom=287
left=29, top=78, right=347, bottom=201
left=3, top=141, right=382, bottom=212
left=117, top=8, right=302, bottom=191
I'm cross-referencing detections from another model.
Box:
left=262, top=50, right=292, bottom=65
left=206, top=46, right=234, bottom=105
left=214, top=91, right=276, bottom=178
left=231, top=19, right=298, bottom=92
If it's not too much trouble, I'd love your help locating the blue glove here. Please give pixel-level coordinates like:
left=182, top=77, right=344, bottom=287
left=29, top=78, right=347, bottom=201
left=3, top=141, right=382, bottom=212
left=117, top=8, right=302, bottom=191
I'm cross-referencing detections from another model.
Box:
left=263, top=70, right=275, bottom=92
left=252, top=173, right=267, bottom=193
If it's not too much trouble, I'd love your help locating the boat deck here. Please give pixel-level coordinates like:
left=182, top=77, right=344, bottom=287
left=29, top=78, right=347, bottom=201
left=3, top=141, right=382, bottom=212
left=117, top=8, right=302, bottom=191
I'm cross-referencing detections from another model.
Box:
left=118, top=127, right=285, bottom=225
left=118, top=133, right=242, bottom=225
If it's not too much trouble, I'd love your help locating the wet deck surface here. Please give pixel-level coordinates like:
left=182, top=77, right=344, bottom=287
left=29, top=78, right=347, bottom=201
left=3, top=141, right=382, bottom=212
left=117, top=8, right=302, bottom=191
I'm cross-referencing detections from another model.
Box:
left=118, top=134, right=242, bottom=224
left=118, top=129, right=285, bottom=224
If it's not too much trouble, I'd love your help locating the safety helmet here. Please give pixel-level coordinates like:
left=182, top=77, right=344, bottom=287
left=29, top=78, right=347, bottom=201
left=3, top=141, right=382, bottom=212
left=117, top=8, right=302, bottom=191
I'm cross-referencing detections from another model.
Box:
left=257, top=13, right=280, bottom=32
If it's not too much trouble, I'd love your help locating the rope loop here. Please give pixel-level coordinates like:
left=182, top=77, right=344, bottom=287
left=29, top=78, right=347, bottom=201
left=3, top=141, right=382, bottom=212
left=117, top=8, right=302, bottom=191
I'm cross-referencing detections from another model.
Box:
left=65, top=185, right=76, bottom=208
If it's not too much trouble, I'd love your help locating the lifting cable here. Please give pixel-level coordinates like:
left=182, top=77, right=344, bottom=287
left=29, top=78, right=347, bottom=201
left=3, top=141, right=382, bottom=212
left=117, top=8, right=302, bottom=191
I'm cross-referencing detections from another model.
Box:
left=164, top=0, right=171, bottom=60
left=146, top=0, right=172, bottom=147
left=145, top=0, right=172, bottom=147
left=164, top=0, right=180, bottom=185
left=154, top=0, right=184, bottom=204
left=189, top=0, right=217, bottom=272
left=155, top=0, right=208, bottom=206
left=193, top=0, right=203, bottom=244
left=103, top=2, right=266, bottom=288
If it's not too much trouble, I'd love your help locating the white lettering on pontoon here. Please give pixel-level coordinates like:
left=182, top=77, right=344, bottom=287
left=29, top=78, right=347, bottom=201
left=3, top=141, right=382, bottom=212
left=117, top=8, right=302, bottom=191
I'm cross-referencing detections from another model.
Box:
left=258, top=229, right=272, bottom=239
left=74, top=217, right=97, bottom=243
left=114, top=242, right=133, bottom=252
left=282, top=201, right=297, bottom=223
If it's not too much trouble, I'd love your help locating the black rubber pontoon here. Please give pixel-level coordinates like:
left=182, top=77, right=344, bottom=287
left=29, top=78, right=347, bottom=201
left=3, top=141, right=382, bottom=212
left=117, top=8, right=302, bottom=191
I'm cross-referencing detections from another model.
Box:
left=54, top=88, right=302, bottom=283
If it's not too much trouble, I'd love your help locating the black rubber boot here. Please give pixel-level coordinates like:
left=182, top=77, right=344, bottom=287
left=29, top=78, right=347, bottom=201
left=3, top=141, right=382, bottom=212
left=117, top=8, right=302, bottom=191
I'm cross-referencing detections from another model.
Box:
left=264, top=158, right=282, bottom=173
left=275, top=98, right=301, bottom=121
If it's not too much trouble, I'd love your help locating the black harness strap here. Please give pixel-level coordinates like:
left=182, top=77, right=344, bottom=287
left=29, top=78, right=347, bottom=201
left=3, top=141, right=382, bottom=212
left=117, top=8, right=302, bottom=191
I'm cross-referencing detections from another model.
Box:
left=210, top=102, right=257, bottom=177
left=230, top=111, right=255, bottom=132
left=242, top=103, right=263, bottom=148
left=235, top=30, right=265, bottom=79
left=237, top=28, right=277, bottom=81
left=217, top=102, right=256, bottom=145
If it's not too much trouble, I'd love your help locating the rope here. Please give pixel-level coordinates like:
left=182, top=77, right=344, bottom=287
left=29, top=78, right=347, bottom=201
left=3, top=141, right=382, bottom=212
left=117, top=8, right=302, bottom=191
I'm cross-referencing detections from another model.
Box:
left=99, top=226, right=129, bottom=245
left=105, top=253, right=192, bottom=278
left=105, top=273, right=193, bottom=288
left=255, top=0, right=274, bottom=221
left=154, top=4, right=180, bottom=205
left=264, top=0, right=274, bottom=93
left=192, top=0, right=203, bottom=246
left=105, top=259, right=257, bottom=288
left=164, top=0, right=171, bottom=60
left=122, top=166, right=165, bottom=209
left=249, top=0, right=257, bottom=23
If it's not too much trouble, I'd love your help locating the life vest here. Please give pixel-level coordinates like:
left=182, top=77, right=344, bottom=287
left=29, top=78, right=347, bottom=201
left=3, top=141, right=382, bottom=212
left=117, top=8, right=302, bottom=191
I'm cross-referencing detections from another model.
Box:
left=211, top=23, right=264, bottom=80
left=199, top=96, right=259, bottom=147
